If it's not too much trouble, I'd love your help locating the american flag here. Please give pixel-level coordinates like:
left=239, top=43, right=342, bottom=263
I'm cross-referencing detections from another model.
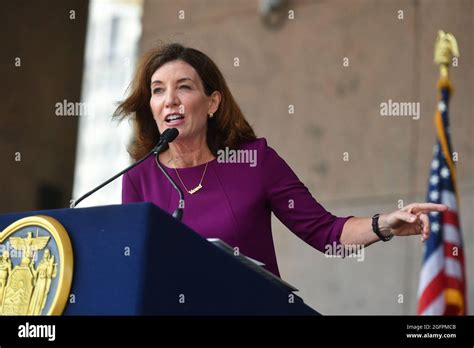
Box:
left=417, top=79, right=467, bottom=315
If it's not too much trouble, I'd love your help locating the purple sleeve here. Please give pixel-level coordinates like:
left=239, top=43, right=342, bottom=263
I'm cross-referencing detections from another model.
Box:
left=262, top=141, right=352, bottom=253
left=122, top=172, right=142, bottom=203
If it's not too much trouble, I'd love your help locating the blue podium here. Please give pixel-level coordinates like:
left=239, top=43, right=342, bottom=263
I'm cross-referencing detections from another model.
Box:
left=0, top=203, right=318, bottom=315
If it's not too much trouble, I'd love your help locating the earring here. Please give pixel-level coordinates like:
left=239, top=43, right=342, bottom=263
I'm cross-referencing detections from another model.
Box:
left=209, top=112, right=214, bottom=118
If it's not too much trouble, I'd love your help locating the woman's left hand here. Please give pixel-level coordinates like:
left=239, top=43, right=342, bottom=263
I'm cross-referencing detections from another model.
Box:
left=380, top=203, right=448, bottom=242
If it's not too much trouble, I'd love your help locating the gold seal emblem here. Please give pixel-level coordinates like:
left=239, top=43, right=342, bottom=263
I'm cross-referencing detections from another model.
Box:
left=0, top=216, right=73, bottom=315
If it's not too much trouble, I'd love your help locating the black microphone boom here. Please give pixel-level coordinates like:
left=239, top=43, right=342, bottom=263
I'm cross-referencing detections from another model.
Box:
left=71, top=128, right=179, bottom=209
left=155, top=153, right=184, bottom=221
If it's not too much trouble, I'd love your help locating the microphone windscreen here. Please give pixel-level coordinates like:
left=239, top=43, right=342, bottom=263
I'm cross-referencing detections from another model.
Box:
left=161, top=128, right=179, bottom=143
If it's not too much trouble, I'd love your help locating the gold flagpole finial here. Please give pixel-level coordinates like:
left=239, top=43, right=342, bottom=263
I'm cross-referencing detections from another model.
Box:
left=434, top=30, right=460, bottom=79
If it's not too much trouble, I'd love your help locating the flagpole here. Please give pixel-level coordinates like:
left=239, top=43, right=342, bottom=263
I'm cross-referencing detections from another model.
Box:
left=433, top=31, right=460, bottom=202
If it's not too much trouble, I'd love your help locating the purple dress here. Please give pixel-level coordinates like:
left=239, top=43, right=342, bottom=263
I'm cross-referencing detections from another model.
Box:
left=122, top=137, right=352, bottom=277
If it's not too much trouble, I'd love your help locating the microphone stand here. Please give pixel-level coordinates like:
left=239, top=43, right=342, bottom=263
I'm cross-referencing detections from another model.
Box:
left=71, top=128, right=179, bottom=210
left=154, top=154, right=184, bottom=221
left=71, top=142, right=163, bottom=208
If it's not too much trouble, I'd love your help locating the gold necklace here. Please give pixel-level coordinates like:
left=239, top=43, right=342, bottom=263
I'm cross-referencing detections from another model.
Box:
left=174, top=161, right=209, bottom=194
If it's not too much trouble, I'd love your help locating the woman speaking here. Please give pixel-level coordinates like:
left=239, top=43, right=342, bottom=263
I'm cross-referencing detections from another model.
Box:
left=115, top=43, right=446, bottom=277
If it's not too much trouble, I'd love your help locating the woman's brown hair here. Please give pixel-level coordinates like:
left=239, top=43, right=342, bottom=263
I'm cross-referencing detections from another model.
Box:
left=114, top=43, right=256, bottom=161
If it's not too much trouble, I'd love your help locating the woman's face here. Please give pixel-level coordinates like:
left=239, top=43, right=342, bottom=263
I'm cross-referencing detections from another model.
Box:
left=150, top=60, right=219, bottom=142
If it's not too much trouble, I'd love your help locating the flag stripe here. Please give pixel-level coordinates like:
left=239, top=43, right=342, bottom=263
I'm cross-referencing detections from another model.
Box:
left=441, top=190, right=457, bottom=211
left=443, top=242, right=464, bottom=262
left=443, top=224, right=461, bottom=246
left=446, top=277, right=465, bottom=290
left=418, top=271, right=445, bottom=313
left=443, top=210, right=460, bottom=228
left=445, top=258, right=463, bottom=280
left=417, top=246, right=443, bottom=298
left=421, top=292, right=445, bottom=315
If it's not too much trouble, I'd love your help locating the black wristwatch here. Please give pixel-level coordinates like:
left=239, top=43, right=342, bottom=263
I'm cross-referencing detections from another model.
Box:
left=372, top=214, right=394, bottom=242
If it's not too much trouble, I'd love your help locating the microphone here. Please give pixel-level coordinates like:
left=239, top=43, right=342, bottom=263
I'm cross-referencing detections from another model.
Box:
left=71, top=127, right=179, bottom=209
left=150, top=127, right=178, bottom=153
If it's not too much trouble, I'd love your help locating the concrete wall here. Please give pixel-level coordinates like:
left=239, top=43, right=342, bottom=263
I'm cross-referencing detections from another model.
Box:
left=0, top=0, right=88, bottom=213
left=139, top=0, right=473, bottom=314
